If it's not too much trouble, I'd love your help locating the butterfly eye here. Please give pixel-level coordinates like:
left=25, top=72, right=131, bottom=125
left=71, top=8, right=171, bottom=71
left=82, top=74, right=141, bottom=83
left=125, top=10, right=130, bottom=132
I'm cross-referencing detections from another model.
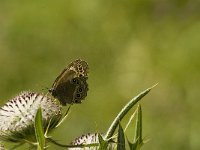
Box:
left=72, top=78, right=77, bottom=83
left=76, top=94, right=81, bottom=98
left=78, top=88, right=83, bottom=92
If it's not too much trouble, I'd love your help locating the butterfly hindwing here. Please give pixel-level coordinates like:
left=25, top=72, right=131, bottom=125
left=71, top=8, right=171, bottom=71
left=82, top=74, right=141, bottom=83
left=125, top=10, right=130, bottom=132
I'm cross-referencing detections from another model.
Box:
left=73, top=77, right=88, bottom=103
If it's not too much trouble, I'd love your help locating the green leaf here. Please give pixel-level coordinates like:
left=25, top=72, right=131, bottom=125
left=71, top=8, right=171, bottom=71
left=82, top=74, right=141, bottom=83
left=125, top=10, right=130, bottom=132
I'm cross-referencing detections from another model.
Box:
left=117, top=123, right=125, bottom=150
left=134, top=104, right=143, bottom=145
left=127, top=138, right=138, bottom=150
left=105, top=84, right=157, bottom=139
left=35, top=106, right=45, bottom=150
left=128, top=104, right=143, bottom=150
left=98, top=134, right=108, bottom=150
left=127, top=104, right=143, bottom=150
left=124, top=109, right=137, bottom=132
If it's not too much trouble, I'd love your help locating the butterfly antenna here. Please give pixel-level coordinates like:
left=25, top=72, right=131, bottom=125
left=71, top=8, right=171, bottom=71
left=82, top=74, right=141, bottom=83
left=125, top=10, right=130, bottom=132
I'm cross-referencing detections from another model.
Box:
left=41, top=87, right=50, bottom=92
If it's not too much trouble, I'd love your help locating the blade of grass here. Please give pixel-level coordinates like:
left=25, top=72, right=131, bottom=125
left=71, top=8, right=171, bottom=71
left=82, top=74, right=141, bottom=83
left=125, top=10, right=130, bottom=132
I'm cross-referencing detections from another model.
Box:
left=105, top=84, right=157, bottom=139
left=35, top=106, right=45, bottom=150
left=124, top=109, right=137, bottom=132
left=117, top=123, right=125, bottom=150
left=134, top=104, right=142, bottom=145
left=127, top=104, right=143, bottom=150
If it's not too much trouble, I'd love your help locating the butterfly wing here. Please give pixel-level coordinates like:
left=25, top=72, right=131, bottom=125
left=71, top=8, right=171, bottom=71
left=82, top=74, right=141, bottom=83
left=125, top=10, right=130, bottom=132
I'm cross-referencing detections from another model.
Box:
left=72, top=77, right=88, bottom=103
left=50, top=59, right=89, bottom=105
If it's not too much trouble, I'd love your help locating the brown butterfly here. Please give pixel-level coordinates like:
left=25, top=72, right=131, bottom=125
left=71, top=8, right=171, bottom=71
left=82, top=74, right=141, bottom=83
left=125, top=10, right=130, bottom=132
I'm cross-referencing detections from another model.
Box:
left=49, top=59, right=89, bottom=105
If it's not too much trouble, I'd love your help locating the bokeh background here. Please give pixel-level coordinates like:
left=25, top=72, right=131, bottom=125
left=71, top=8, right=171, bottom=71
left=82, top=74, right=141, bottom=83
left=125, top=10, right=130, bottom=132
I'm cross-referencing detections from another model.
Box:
left=0, top=0, right=199, bottom=149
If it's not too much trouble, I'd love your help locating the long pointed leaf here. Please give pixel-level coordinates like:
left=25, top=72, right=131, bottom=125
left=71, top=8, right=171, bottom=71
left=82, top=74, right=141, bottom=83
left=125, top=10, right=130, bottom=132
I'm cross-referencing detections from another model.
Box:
left=134, top=104, right=142, bottom=145
left=117, top=123, right=125, bottom=150
left=127, top=104, right=142, bottom=150
left=35, top=107, right=45, bottom=150
left=124, top=109, right=137, bottom=132
left=105, top=84, right=157, bottom=139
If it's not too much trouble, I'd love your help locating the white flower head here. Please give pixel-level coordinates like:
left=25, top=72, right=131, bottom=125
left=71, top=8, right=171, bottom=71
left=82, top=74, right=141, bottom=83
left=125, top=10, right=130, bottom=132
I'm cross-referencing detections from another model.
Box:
left=0, top=91, right=62, bottom=142
left=69, top=133, right=116, bottom=150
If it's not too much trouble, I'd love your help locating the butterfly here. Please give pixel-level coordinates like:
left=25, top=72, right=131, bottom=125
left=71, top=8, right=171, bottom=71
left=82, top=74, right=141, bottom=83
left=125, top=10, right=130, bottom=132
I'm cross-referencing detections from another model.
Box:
left=49, top=59, right=89, bottom=105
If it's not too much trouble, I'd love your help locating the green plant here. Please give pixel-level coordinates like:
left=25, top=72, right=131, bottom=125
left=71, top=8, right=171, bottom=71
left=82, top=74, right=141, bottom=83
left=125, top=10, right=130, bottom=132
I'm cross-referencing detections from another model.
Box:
left=0, top=84, right=157, bottom=150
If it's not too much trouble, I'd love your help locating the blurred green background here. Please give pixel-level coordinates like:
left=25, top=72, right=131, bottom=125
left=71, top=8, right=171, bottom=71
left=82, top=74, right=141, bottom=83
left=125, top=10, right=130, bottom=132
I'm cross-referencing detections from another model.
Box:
left=0, top=0, right=199, bottom=149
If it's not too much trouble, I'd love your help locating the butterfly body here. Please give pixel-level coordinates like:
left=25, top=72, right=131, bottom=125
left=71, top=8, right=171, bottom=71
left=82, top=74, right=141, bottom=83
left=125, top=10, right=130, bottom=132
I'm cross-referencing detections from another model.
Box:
left=49, top=59, right=89, bottom=105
